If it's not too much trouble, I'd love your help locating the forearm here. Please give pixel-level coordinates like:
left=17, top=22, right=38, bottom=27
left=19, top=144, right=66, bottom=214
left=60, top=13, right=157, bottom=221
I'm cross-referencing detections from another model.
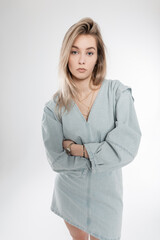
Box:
left=42, top=106, right=91, bottom=174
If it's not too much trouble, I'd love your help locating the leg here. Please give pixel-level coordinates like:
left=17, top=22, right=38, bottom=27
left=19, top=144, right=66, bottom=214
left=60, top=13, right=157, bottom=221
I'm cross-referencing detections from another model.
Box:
left=90, top=235, right=99, bottom=240
left=64, top=220, right=89, bottom=240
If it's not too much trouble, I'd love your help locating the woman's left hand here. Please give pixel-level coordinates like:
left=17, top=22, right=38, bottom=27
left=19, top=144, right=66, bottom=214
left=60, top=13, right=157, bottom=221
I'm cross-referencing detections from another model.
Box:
left=62, top=139, right=75, bottom=150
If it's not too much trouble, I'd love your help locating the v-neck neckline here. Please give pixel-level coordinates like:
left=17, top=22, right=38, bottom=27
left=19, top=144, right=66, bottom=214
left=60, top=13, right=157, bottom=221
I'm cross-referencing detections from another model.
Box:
left=73, top=79, right=105, bottom=124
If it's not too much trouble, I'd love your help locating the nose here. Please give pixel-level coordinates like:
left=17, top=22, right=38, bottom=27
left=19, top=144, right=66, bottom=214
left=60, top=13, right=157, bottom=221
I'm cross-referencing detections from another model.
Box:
left=78, top=53, right=86, bottom=64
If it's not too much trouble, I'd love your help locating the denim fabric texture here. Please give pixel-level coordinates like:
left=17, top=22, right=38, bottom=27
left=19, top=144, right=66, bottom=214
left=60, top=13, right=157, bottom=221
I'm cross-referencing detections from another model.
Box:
left=41, top=79, right=142, bottom=240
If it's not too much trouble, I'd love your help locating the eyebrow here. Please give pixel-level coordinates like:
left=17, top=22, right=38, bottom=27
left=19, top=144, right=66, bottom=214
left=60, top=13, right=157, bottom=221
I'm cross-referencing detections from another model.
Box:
left=71, top=45, right=96, bottom=50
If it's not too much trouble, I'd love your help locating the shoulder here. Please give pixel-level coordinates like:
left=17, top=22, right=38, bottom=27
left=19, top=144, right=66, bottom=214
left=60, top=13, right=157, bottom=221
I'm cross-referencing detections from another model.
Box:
left=42, top=96, right=60, bottom=122
left=105, top=78, right=134, bottom=101
left=105, top=78, right=131, bottom=91
left=44, top=90, right=60, bottom=111
left=44, top=98, right=56, bottom=112
left=43, top=90, right=65, bottom=123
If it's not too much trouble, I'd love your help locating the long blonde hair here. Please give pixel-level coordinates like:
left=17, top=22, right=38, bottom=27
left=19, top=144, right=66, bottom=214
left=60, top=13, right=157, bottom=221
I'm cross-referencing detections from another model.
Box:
left=53, top=17, right=107, bottom=121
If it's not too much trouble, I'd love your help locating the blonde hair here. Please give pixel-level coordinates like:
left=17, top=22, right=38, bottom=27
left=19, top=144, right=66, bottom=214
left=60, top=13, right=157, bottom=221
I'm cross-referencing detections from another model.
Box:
left=53, top=17, right=107, bottom=121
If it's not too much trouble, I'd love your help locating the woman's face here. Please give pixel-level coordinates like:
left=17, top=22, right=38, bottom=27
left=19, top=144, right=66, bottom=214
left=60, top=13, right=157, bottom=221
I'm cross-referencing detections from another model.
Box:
left=68, top=34, right=98, bottom=82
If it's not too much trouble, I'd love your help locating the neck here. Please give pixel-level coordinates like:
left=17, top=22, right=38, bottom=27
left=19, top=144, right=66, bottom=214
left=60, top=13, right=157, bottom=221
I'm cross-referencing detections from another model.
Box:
left=73, top=76, right=93, bottom=96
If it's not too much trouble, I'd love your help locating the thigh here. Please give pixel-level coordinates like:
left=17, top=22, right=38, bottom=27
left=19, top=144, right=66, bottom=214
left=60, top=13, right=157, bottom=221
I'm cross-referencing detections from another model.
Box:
left=64, top=220, right=89, bottom=240
left=90, top=234, right=99, bottom=240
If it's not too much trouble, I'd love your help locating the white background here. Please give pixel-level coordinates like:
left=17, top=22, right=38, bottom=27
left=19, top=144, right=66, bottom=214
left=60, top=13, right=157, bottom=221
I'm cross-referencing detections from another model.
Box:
left=0, top=0, right=160, bottom=239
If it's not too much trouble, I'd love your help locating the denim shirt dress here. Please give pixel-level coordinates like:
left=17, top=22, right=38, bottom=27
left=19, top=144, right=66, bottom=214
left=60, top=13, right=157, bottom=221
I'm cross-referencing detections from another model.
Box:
left=41, top=78, right=142, bottom=240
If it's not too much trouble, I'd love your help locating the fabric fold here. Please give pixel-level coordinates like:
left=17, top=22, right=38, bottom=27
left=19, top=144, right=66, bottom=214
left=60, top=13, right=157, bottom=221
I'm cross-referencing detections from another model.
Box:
left=84, top=81, right=142, bottom=173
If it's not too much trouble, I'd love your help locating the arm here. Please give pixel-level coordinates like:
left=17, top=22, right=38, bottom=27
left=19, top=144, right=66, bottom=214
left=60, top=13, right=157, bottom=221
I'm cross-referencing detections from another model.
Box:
left=41, top=104, right=91, bottom=173
left=72, top=144, right=89, bottom=159
left=84, top=83, right=142, bottom=173
left=63, top=140, right=89, bottom=159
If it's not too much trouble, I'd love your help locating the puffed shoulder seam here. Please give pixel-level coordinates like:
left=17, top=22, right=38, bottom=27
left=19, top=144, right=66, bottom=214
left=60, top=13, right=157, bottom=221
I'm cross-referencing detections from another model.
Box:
left=44, top=99, right=55, bottom=111
left=115, top=80, right=134, bottom=102
left=43, top=99, right=61, bottom=123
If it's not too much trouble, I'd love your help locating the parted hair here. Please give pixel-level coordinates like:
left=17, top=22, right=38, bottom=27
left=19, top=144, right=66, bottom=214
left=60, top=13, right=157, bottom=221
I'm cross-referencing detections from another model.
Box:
left=53, top=17, right=107, bottom=121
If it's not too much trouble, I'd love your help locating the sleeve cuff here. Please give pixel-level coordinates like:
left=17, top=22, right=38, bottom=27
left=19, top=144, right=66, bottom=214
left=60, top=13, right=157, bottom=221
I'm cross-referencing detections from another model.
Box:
left=84, top=143, right=104, bottom=173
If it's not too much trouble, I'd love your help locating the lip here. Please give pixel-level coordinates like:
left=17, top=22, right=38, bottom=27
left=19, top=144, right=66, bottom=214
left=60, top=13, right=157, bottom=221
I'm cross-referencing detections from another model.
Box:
left=77, top=68, right=87, bottom=72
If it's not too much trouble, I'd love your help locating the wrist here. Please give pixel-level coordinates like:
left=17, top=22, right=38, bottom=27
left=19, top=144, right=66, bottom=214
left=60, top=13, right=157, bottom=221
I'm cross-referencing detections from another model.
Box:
left=70, top=144, right=89, bottom=158
left=66, top=142, right=75, bottom=156
left=70, top=143, right=80, bottom=156
left=82, top=145, right=89, bottom=159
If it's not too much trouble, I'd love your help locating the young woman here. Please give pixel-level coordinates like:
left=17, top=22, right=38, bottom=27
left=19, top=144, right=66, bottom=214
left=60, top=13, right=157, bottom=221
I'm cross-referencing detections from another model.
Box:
left=41, top=17, right=142, bottom=240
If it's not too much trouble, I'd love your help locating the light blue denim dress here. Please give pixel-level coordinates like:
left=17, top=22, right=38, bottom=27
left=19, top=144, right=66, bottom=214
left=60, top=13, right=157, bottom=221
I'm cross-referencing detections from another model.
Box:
left=41, top=79, right=142, bottom=240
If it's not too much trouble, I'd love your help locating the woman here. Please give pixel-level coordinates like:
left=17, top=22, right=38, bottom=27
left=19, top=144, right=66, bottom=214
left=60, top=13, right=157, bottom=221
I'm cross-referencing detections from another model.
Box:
left=41, top=17, right=142, bottom=240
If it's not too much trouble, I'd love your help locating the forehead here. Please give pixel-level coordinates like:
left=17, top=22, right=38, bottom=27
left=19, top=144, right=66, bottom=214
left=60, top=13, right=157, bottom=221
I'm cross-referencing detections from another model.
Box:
left=72, top=34, right=97, bottom=49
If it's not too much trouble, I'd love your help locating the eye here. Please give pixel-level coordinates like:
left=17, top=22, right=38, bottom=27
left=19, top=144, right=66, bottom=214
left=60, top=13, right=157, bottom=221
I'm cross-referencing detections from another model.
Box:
left=71, top=51, right=78, bottom=54
left=87, top=52, right=94, bottom=56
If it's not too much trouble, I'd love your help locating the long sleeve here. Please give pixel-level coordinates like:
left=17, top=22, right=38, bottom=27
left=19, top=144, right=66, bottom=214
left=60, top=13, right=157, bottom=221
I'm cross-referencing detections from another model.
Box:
left=41, top=102, right=91, bottom=174
left=84, top=82, right=142, bottom=174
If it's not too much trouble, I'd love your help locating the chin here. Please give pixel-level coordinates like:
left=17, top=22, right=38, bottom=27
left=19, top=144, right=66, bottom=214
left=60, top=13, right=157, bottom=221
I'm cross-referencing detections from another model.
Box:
left=72, top=73, right=91, bottom=81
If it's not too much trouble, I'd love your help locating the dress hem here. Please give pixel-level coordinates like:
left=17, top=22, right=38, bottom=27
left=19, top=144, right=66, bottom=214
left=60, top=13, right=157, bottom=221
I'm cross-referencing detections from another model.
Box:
left=50, top=206, right=121, bottom=240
